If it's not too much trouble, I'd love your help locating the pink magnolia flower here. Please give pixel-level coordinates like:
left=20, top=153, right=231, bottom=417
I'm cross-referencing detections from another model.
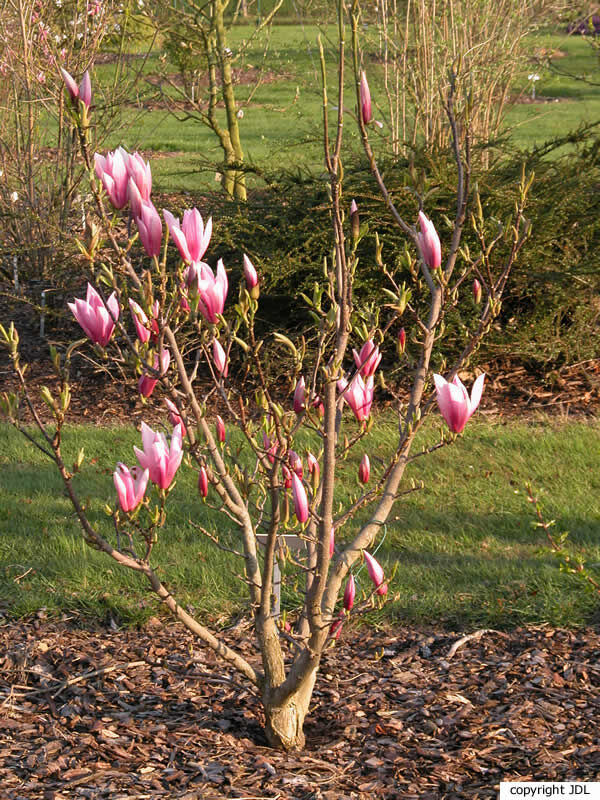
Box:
left=343, top=574, right=356, bottom=611
left=163, top=208, right=212, bottom=264
left=68, top=283, right=119, bottom=347
left=243, top=254, right=258, bottom=289
left=291, top=472, right=309, bottom=524
left=359, top=70, right=372, bottom=124
left=134, top=422, right=183, bottom=490
left=433, top=373, right=485, bottom=434
left=353, top=339, right=381, bottom=378
left=216, top=414, right=226, bottom=443
left=94, top=147, right=129, bottom=209
left=165, top=398, right=186, bottom=436
left=113, top=463, right=148, bottom=513
left=417, top=210, right=442, bottom=270
left=359, top=453, right=370, bottom=484
left=136, top=201, right=162, bottom=258
left=61, top=68, right=91, bottom=108
left=212, top=339, right=228, bottom=377
left=337, top=374, right=374, bottom=422
left=126, top=152, right=152, bottom=216
left=197, top=259, right=228, bottom=324
left=198, top=466, right=208, bottom=498
left=138, top=349, right=170, bottom=398
left=293, top=376, right=306, bottom=413
left=127, top=179, right=147, bottom=222
left=364, top=550, right=387, bottom=596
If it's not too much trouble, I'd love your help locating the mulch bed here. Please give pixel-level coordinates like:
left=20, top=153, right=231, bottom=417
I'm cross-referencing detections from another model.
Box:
left=1, top=617, right=599, bottom=799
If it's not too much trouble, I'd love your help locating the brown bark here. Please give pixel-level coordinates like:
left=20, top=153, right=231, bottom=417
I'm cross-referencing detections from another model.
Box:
left=263, top=667, right=317, bottom=750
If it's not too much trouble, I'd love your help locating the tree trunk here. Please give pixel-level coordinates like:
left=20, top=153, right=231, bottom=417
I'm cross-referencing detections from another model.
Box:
left=222, top=162, right=246, bottom=201
left=262, top=668, right=317, bottom=750
left=214, top=0, right=246, bottom=202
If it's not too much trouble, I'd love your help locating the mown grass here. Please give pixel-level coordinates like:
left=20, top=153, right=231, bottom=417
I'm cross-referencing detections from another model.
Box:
left=505, top=31, right=600, bottom=154
left=87, top=25, right=600, bottom=192
left=1, top=417, right=599, bottom=629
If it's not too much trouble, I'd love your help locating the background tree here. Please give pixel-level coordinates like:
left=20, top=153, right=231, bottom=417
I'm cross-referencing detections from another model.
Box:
left=0, top=0, right=154, bottom=289
left=151, top=0, right=283, bottom=201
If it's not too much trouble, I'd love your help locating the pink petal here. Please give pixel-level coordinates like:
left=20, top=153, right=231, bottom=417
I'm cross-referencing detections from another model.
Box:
left=469, top=373, right=486, bottom=417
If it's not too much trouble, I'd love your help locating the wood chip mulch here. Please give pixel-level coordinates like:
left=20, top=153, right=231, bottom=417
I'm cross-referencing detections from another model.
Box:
left=1, top=618, right=599, bottom=799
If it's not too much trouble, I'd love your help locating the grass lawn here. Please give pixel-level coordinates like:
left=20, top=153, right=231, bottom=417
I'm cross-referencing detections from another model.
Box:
left=88, top=25, right=600, bottom=193
left=505, top=31, right=600, bottom=153
left=1, top=417, right=599, bottom=629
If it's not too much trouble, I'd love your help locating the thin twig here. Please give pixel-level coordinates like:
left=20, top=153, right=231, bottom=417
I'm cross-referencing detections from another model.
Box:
left=447, top=629, right=508, bottom=659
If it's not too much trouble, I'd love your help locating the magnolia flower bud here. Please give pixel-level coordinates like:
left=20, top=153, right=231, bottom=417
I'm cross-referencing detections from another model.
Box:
left=293, top=377, right=305, bottom=414
left=282, top=464, right=293, bottom=489
left=263, top=433, right=277, bottom=465
left=417, top=211, right=442, bottom=270
left=216, top=414, right=226, bottom=443
left=165, top=398, right=186, bottom=436
left=307, top=451, right=319, bottom=478
left=359, top=70, right=372, bottom=125
left=213, top=339, right=228, bottom=377
left=330, top=613, right=344, bottom=640
left=398, top=327, right=406, bottom=356
left=198, top=466, right=208, bottom=498
left=350, top=199, right=360, bottom=242
left=78, top=70, right=91, bottom=109
left=243, top=254, right=259, bottom=298
left=291, top=472, right=309, bottom=524
left=473, top=278, right=482, bottom=304
left=359, top=453, right=370, bottom=484
left=364, top=550, right=387, bottom=595
left=289, top=450, right=303, bottom=478
left=343, top=574, right=356, bottom=611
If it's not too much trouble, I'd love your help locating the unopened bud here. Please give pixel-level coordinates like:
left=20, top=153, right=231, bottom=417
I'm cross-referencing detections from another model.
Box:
left=243, top=254, right=260, bottom=299
left=198, top=466, right=208, bottom=498
left=473, top=278, right=482, bottom=304
left=358, top=453, right=370, bottom=484
left=359, top=70, right=372, bottom=125
left=216, top=414, right=226, bottom=443
left=343, top=574, right=356, bottom=611
left=350, top=199, right=360, bottom=242
left=397, top=327, right=406, bottom=356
